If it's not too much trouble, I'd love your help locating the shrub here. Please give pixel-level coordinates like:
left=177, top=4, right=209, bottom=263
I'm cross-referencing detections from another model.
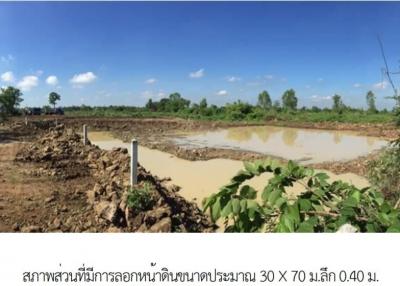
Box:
left=127, top=182, right=156, bottom=213
left=368, top=140, right=400, bottom=205
left=204, top=160, right=400, bottom=232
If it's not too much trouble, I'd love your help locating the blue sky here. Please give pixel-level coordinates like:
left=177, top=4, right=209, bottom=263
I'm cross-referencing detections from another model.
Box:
left=1, top=2, right=400, bottom=109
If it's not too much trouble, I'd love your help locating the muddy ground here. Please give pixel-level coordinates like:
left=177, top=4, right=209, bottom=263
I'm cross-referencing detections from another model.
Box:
left=0, top=116, right=397, bottom=232
left=49, top=116, right=398, bottom=176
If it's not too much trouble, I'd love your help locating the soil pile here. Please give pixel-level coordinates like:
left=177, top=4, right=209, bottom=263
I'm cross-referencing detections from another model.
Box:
left=15, top=125, right=213, bottom=232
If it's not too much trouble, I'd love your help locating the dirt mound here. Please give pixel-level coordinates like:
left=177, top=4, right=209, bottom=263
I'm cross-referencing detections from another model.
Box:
left=14, top=125, right=213, bottom=232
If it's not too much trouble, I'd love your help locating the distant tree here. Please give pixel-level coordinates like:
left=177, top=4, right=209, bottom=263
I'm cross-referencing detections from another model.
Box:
left=225, top=100, right=253, bottom=120
left=145, top=99, right=157, bottom=111
left=167, top=92, right=190, bottom=112
left=311, top=106, right=321, bottom=112
left=332, top=94, right=344, bottom=112
left=199, top=98, right=208, bottom=110
left=0, top=102, right=5, bottom=121
left=48, top=92, right=61, bottom=109
left=281, top=89, right=297, bottom=110
left=42, top=105, right=52, bottom=114
left=366, top=90, right=377, bottom=113
left=273, top=100, right=281, bottom=109
left=0, top=86, right=23, bottom=115
left=257, top=90, right=272, bottom=110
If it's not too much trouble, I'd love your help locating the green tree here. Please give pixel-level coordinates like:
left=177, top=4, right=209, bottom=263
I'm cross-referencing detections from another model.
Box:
left=257, top=90, right=272, bottom=110
left=366, top=90, right=377, bottom=113
left=166, top=92, right=190, bottom=112
left=48, top=92, right=61, bottom=109
left=281, top=89, right=297, bottom=110
left=199, top=98, right=208, bottom=110
left=332, top=94, right=344, bottom=112
left=0, top=86, right=23, bottom=115
left=145, top=99, right=157, bottom=111
left=273, top=100, right=281, bottom=109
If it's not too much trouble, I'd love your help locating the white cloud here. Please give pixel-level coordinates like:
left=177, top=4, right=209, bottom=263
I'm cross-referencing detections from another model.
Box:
left=373, top=81, right=388, bottom=90
left=353, top=83, right=361, bottom=88
left=17, top=75, right=38, bottom=91
left=1, top=71, right=15, bottom=83
left=141, top=90, right=166, bottom=100
left=1, top=54, right=14, bottom=64
left=36, top=70, right=44, bottom=76
left=145, top=78, right=157, bottom=84
left=46, top=75, right=59, bottom=86
left=311, top=95, right=332, bottom=102
left=70, top=72, right=97, bottom=87
left=226, top=76, right=241, bottom=82
left=189, top=68, right=204, bottom=79
left=317, top=78, right=324, bottom=82
left=305, top=85, right=311, bottom=89
left=216, top=90, right=228, bottom=96
left=265, top=75, right=274, bottom=80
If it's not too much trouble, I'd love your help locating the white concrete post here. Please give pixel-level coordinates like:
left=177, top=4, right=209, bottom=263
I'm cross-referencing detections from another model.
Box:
left=83, top=124, right=88, bottom=145
left=24, top=116, right=28, bottom=126
left=130, top=139, right=138, bottom=186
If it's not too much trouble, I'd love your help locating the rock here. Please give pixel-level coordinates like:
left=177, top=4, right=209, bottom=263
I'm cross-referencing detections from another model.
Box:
left=12, top=223, right=20, bottom=231
left=106, top=164, right=119, bottom=172
left=126, top=211, right=145, bottom=230
left=149, top=217, right=172, bottom=233
left=106, top=226, right=122, bottom=233
left=87, top=183, right=103, bottom=204
left=94, top=201, right=120, bottom=224
left=65, top=217, right=74, bottom=226
left=137, top=224, right=148, bottom=232
left=21, top=225, right=42, bottom=233
left=45, top=196, right=55, bottom=204
left=144, top=207, right=171, bottom=225
left=119, top=192, right=128, bottom=211
left=52, top=218, right=62, bottom=229
left=337, top=223, right=357, bottom=233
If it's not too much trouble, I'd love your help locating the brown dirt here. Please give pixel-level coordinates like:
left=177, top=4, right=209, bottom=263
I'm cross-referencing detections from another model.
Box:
left=0, top=124, right=213, bottom=232
left=0, top=143, right=97, bottom=232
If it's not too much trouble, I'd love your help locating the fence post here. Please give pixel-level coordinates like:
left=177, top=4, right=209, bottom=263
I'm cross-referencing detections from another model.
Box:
left=24, top=116, right=28, bottom=126
left=130, top=139, right=138, bottom=186
left=83, top=124, right=88, bottom=145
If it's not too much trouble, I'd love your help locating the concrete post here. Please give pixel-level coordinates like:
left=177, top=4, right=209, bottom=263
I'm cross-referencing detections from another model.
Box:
left=83, top=124, right=88, bottom=145
left=130, top=139, right=138, bottom=186
left=24, top=116, right=28, bottom=126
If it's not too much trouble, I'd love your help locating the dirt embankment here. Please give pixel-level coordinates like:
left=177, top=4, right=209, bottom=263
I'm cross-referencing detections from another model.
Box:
left=1, top=125, right=213, bottom=232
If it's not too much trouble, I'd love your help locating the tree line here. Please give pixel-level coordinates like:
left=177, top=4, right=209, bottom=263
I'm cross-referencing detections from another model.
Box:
left=143, top=88, right=380, bottom=115
left=0, top=85, right=387, bottom=122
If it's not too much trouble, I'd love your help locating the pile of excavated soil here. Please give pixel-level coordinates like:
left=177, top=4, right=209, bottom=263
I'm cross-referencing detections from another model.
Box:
left=14, top=125, right=214, bottom=232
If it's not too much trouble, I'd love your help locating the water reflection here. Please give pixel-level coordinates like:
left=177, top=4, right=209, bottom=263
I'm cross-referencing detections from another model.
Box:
left=333, top=132, right=342, bottom=144
left=282, top=129, right=298, bottom=146
left=174, top=125, right=388, bottom=164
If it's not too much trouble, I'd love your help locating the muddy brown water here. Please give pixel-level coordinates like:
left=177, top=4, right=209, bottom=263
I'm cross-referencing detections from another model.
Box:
left=173, top=126, right=387, bottom=164
left=89, top=131, right=371, bottom=204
